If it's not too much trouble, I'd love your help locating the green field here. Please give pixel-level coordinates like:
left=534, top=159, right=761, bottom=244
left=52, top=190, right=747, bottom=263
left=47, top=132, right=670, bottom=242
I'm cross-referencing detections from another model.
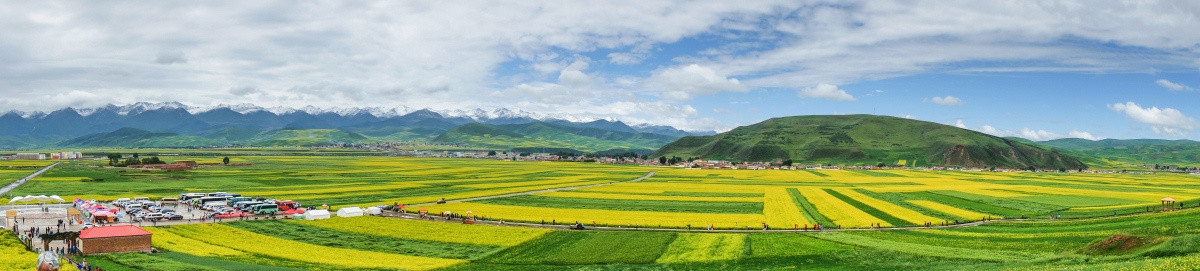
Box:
left=65, top=209, right=1200, bottom=270
left=4, top=153, right=1200, bottom=269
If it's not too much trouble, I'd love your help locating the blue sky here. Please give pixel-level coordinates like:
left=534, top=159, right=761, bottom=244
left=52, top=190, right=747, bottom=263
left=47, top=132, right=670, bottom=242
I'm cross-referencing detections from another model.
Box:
left=1, top=1, right=1198, bottom=140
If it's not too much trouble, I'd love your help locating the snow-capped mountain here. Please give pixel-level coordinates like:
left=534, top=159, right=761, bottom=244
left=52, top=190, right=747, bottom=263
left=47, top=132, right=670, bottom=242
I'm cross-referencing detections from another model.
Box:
left=0, top=102, right=711, bottom=147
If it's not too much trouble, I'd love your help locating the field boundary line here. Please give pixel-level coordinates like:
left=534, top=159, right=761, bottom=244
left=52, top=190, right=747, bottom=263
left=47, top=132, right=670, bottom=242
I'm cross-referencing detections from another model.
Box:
left=408, top=171, right=656, bottom=207
left=0, top=162, right=60, bottom=197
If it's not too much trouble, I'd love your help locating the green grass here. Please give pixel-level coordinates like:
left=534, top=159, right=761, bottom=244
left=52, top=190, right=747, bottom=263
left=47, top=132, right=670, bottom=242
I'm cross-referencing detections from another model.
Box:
left=747, top=234, right=852, bottom=258
left=482, top=231, right=676, bottom=265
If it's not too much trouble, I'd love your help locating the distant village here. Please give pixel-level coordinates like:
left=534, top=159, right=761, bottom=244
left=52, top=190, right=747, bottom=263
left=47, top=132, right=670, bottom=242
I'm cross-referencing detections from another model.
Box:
left=377, top=146, right=1200, bottom=175
left=1, top=151, right=84, bottom=160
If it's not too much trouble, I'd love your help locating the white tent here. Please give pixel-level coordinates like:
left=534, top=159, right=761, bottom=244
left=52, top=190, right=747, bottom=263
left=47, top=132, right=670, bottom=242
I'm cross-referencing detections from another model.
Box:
left=336, top=207, right=364, bottom=217
left=365, top=206, right=382, bottom=215
left=8, top=196, right=23, bottom=203
left=49, top=195, right=64, bottom=202
left=303, top=209, right=330, bottom=220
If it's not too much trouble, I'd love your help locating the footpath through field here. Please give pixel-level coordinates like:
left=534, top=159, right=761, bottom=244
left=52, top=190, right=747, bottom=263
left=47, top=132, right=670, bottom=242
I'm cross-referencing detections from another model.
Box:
left=0, top=162, right=60, bottom=197
left=407, top=171, right=656, bottom=207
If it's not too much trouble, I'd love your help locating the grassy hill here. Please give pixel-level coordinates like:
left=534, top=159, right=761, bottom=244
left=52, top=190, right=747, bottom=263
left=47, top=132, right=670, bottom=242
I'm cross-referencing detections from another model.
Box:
left=1039, top=138, right=1200, bottom=168
left=655, top=114, right=1086, bottom=169
left=246, top=129, right=369, bottom=146
left=434, top=122, right=677, bottom=152
left=59, top=128, right=219, bottom=148
left=58, top=127, right=371, bottom=148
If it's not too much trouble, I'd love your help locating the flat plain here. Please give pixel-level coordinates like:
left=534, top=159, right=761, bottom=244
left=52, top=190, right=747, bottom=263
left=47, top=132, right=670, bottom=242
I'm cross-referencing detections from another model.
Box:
left=4, top=154, right=1200, bottom=270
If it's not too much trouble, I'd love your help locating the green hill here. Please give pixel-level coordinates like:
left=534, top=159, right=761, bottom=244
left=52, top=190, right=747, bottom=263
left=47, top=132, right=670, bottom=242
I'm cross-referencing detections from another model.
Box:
left=1039, top=138, right=1200, bottom=168
left=248, top=129, right=370, bottom=146
left=59, top=128, right=219, bottom=148
left=654, top=114, right=1086, bottom=169
left=434, top=122, right=677, bottom=152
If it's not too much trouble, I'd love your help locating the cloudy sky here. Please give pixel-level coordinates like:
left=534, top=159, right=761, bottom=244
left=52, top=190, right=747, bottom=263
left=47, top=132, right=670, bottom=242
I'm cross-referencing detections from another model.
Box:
left=2, top=1, right=1199, bottom=139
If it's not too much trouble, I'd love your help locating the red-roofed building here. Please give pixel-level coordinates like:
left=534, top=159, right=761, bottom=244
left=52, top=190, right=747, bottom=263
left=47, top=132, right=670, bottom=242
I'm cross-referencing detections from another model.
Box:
left=79, top=225, right=153, bottom=254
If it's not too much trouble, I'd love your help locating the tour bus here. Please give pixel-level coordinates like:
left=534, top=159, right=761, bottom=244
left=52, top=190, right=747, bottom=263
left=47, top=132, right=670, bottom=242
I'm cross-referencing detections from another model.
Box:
left=226, top=196, right=252, bottom=205
left=250, top=204, right=279, bottom=215
left=179, top=193, right=205, bottom=201
left=193, top=196, right=230, bottom=206
left=235, top=201, right=263, bottom=211
left=161, top=198, right=179, bottom=205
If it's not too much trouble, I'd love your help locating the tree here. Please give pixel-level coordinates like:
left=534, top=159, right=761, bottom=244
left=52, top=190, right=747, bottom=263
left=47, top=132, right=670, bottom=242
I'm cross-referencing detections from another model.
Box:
left=487, top=151, right=497, bottom=156
left=876, top=162, right=887, bottom=168
left=782, top=159, right=794, bottom=167
left=659, top=156, right=668, bottom=165
left=222, top=157, right=231, bottom=165
left=106, top=154, right=122, bottom=166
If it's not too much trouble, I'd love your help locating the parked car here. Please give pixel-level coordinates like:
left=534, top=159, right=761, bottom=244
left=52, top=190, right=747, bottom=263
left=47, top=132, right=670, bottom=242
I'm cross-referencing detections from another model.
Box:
left=164, top=213, right=183, bottom=220
left=145, top=213, right=164, bottom=221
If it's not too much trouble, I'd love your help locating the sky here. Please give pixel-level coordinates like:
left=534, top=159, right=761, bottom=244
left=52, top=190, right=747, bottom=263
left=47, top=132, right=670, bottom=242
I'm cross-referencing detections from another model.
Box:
left=1, top=1, right=1199, bottom=140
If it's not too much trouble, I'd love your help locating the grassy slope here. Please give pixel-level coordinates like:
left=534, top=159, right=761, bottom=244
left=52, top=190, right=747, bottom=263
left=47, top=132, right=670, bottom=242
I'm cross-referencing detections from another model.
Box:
left=1039, top=138, right=1200, bottom=168
left=434, top=122, right=677, bottom=152
left=655, top=114, right=1086, bottom=170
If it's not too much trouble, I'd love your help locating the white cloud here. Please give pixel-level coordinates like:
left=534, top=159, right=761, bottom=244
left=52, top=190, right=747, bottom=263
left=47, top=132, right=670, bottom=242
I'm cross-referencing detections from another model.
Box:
left=929, top=96, right=964, bottom=106
left=607, top=52, right=645, bottom=65
left=954, top=119, right=967, bottom=128
left=979, top=125, right=1009, bottom=136
left=1019, top=128, right=1060, bottom=141
left=798, top=83, right=855, bottom=101
left=1067, top=130, right=1104, bottom=141
left=647, top=64, right=747, bottom=101
left=976, top=125, right=1103, bottom=141
left=1108, top=102, right=1197, bottom=136
left=1156, top=79, right=1192, bottom=91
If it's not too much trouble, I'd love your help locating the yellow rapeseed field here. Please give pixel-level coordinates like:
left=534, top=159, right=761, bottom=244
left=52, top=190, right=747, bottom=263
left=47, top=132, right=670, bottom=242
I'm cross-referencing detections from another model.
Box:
left=834, top=188, right=941, bottom=225
left=163, top=223, right=465, bottom=270
left=144, top=227, right=245, bottom=257
left=907, top=200, right=994, bottom=221
left=797, top=188, right=883, bottom=228
left=430, top=202, right=766, bottom=229
left=763, top=188, right=810, bottom=227
left=657, top=233, right=746, bottom=263
left=291, top=216, right=549, bottom=247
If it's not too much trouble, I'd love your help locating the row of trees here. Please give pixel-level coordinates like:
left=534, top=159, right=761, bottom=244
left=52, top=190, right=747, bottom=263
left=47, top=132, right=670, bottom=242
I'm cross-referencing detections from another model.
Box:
left=104, top=153, right=230, bottom=167
left=105, top=153, right=166, bottom=167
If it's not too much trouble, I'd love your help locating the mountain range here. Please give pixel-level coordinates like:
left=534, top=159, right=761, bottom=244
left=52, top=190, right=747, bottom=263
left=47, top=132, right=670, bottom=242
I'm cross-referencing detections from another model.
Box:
left=2, top=102, right=1195, bottom=169
left=0, top=102, right=712, bottom=150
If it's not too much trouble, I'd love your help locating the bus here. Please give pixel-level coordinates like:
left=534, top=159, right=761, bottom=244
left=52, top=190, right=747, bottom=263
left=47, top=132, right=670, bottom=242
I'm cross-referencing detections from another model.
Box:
left=193, top=196, right=230, bottom=206
left=250, top=204, right=279, bottom=215
left=179, top=193, right=205, bottom=201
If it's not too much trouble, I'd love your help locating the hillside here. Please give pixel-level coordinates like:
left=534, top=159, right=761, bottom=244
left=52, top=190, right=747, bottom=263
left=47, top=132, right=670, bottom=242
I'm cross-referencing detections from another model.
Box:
left=59, top=128, right=219, bottom=148
left=0, top=103, right=705, bottom=149
left=434, top=122, right=678, bottom=152
left=58, top=127, right=371, bottom=148
left=1039, top=138, right=1200, bottom=168
left=655, top=114, right=1086, bottom=169
left=247, top=129, right=369, bottom=146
